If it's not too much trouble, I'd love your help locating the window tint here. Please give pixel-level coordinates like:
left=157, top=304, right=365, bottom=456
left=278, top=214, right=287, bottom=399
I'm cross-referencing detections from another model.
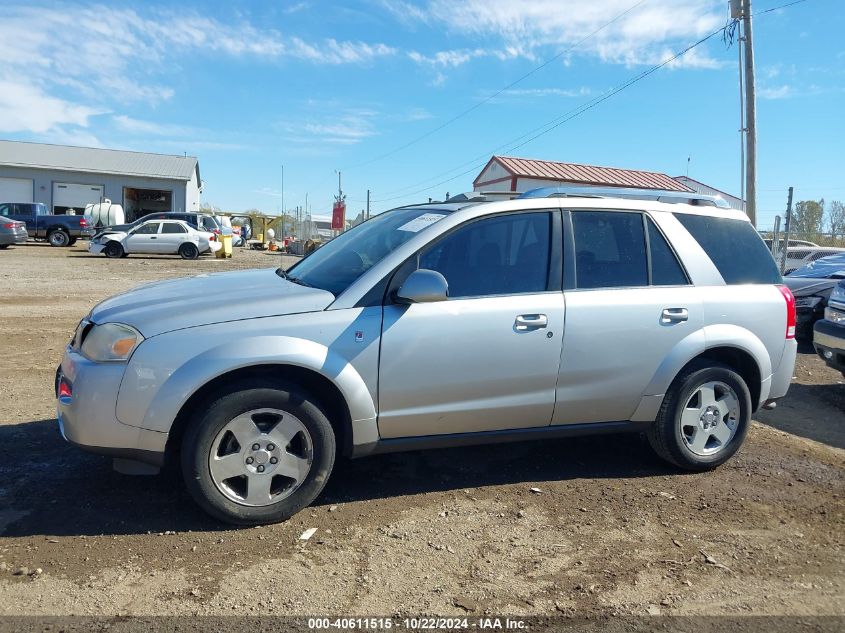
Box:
left=419, top=212, right=551, bottom=298
left=11, top=204, right=33, bottom=218
left=647, top=217, right=688, bottom=285
left=161, top=222, right=187, bottom=234
left=134, top=222, right=160, bottom=235
left=572, top=211, right=647, bottom=289
left=673, top=213, right=781, bottom=284
left=0, top=204, right=11, bottom=217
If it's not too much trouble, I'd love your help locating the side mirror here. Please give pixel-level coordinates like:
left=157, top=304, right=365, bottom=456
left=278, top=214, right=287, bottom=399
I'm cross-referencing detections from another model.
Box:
left=395, top=269, right=449, bottom=304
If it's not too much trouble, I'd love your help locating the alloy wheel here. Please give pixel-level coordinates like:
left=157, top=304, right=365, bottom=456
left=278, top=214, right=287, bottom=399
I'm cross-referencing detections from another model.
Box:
left=208, top=408, right=313, bottom=507
left=679, top=380, right=740, bottom=456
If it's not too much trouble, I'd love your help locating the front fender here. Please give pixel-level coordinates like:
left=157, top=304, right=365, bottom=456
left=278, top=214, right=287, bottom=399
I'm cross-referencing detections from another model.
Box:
left=116, top=334, right=377, bottom=434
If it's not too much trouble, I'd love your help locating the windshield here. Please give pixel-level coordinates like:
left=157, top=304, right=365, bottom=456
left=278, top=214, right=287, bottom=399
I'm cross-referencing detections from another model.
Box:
left=283, top=207, right=451, bottom=295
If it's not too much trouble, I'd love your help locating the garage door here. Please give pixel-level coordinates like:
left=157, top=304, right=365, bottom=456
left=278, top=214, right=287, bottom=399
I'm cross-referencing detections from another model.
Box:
left=0, top=177, right=34, bottom=203
left=53, top=182, right=104, bottom=214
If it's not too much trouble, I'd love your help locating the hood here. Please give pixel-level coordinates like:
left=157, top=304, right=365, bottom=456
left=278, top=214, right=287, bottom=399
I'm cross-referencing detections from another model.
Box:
left=90, top=268, right=335, bottom=337
left=788, top=253, right=845, bottom=279
left=783, top=276, right=837, bottom=296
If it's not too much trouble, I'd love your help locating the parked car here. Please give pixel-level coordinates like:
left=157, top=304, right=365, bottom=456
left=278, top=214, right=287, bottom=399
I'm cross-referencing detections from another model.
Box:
left=0, top=202, right=93, bottom=246
left=784, top=253, right=845, bottom=338
left=782, top=246, right=845, bottom=275
left=92, top=212, right=221, bottom=240
left=762, top=237, right=818, bottom=252
left=813, top=280, right=845, bottom=377
left=0, top=218, right=27, bottom=249
left=57, top=186, right=797, bottom=525
left=89, top=219, right=220, bottom=260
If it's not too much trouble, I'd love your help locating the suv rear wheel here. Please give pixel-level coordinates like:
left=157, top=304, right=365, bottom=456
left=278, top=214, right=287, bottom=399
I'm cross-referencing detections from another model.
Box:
left=181, top=381, right=336, bottom=525
left=647, top=361, right=751, bottom=470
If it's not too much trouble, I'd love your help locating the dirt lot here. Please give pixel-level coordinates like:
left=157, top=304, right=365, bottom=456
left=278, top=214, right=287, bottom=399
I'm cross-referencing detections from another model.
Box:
left=0, top=242, right=843, bottom=618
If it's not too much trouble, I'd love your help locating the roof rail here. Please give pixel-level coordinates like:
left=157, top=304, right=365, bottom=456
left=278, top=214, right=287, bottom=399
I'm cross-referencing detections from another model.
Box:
left=518, top=185, right=731, bottom=209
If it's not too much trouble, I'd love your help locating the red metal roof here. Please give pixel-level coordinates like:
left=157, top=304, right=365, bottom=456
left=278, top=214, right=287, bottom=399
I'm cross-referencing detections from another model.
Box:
left=475, top=155, right=693, bottom=192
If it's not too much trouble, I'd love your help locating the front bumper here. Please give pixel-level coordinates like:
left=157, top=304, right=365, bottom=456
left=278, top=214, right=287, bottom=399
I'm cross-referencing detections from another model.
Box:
left=56, top=347, right=167, bottom=466
left=814, top=319, right=845, bottom=374
left=88, top=242, right=106, bottom=254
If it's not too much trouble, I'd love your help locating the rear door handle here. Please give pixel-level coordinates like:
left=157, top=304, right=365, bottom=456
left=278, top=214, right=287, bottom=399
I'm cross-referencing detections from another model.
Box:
left=661, top=307, right=688, bottom=323
left=515, top=314, right=548, bottom=331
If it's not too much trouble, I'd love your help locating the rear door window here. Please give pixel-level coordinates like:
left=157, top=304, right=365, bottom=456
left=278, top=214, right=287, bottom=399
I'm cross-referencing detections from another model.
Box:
left=572, top=211, right=647, bottom=289
left=161, top=222, right=187, bottom=234
left=646, top=217, right=689, bottom=285
left=673, top=213, right=781, bottom=284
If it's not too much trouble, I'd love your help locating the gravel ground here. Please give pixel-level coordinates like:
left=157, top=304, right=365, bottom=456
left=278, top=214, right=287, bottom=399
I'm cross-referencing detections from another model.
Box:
left=0, top=241, right=843, bottom=617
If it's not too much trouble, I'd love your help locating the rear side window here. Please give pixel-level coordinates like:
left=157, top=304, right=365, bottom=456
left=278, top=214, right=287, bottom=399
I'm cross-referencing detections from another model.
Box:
left=572, top=211, right=647, bottom=288
left=673, top=213, right=781, bottom=284
left=161, top=222, right=187, bottom=234
left=647, top=218, right=688, bottom=285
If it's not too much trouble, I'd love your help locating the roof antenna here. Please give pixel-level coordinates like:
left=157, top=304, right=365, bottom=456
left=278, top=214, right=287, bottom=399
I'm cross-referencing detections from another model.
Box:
left=686, top=156, right=691, bottom=178
left=184, top=151, right=187, bottom=158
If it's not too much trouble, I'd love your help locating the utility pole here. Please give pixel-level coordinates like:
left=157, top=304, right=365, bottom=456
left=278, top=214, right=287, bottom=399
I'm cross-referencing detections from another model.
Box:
left=779, top=186, right=794, bottom=275
left=280, top=165, right=285, bottom=238
left=740, top=0, right=757, bottom=227
left=366, top=189, right=370, bottom=220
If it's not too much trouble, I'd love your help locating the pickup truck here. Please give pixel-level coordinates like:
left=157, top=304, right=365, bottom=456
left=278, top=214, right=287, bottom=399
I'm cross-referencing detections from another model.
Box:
left=0, top=202, right=94, bottom=246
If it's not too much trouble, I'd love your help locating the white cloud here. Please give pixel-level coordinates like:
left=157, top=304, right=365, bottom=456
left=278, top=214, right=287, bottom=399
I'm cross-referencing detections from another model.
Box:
left=759, top=85, right=794, bottom=100
left=0, top=4, right=396, bottom=140
left=391, top=0, right=725, bottom=69
left=112, top=116, right=195, bottom=137
left=499, top=87, right=593, bottom=98
left=0, top=78, right=105, bottom=134
left=285, top=108, right=380, bottom=146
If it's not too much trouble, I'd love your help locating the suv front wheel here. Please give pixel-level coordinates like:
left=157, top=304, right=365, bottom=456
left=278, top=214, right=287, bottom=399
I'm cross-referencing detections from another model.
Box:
left=181, top=380, right=336, bottom=525
left=647, top=361, right=752, bottom=470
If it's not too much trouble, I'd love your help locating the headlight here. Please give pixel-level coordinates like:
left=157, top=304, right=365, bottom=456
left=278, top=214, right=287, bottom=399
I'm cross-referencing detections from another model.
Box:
left=794, top=296, right=822, bottom=309
left=80, top=323, right=144, bottom=362
left=831, top=283, right=845, bottom=304
left=825, top=307, right=845, bottom=324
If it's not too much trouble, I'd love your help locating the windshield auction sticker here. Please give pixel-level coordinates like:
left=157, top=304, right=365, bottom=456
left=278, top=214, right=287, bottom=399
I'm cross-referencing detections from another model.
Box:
left=397, top=213, right=447, bottom=232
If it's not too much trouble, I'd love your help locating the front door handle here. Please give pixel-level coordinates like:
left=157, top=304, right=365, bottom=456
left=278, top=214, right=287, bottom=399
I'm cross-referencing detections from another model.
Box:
left=150, top=236, right=157, bottom=239
left=515, top=314, right=548, bottom=331
left=661, top=307, right=689, bottom=323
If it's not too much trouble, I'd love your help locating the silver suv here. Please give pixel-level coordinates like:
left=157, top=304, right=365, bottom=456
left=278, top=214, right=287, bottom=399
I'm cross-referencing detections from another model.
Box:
left=56, top=186, right=798, bottom=525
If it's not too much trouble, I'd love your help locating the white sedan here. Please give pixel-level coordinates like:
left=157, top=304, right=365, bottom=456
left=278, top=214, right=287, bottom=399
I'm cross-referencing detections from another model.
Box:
left=89, top=219, right=221, bottom=260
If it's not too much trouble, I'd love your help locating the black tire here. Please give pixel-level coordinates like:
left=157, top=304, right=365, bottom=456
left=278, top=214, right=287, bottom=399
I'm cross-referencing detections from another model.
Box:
left=68, top=237, right=77, bottom=246
left=104, top=241, right=124, bottom=258
left=179, top=243, right=199, bottom=260
left=647, top=360, right=752, bottom=471
left=0, top=244, right=9, bottom=250
left=120, top=252, right=129, bottom=258
left=47, top=229, right=70, bottom=247
left=181, top=380, right=336, bottom=525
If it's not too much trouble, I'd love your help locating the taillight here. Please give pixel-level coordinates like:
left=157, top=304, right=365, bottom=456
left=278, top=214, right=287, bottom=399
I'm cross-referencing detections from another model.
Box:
left=778, top=285, right=796, bottom=339
left=2, top=223, right=14, bottom=229
left=58, top=377, right=73, bottom=402
left=79, top=218, right=88, bottom=227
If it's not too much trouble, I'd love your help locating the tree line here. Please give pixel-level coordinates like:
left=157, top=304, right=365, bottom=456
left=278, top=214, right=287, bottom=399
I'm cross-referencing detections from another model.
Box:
left=790, top=199, right=845, bottom=242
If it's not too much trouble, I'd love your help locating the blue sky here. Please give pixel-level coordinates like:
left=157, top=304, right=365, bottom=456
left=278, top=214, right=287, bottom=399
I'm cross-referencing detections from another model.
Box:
left=0, top=0, right=842, bottom=228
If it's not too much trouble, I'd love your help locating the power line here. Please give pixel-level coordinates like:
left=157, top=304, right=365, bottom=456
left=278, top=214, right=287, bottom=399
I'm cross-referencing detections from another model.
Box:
left=370, top=0, right=812, bottom=206
left=342, top=0, right=649, bottom=172
left=371, top=27, right=728, bottom=204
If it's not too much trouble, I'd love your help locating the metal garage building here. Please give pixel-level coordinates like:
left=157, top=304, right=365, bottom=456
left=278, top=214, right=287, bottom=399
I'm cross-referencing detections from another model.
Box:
left=0, top=140, right=201, bottom=220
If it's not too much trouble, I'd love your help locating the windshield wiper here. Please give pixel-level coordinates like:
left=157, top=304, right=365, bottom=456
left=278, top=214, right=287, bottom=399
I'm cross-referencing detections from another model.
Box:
left=275, top=268, right=313, bottom=287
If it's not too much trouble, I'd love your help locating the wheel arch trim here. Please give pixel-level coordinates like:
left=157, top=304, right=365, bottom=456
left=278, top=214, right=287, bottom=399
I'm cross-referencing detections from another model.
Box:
left=632, top=324, right=772, bottom=421
left=117, top=335, right=378, bottom=444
